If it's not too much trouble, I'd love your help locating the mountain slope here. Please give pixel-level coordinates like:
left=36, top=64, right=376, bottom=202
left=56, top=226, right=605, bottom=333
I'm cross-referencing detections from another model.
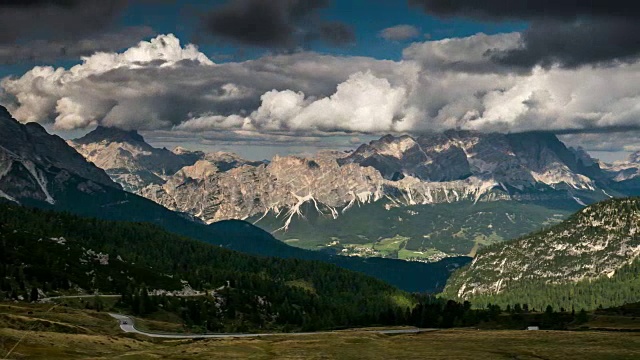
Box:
left=69, top=127, right=265, bottom=192
left=70, top=126, right=196, bottom=191
left=0, top=202, right=414, bottom=331
left=145, top=136, right=607, bottom=260
left=602, top=151, right=640, bottom=182
left=38, top=171, right=466, bottom=293
left=442, top=197, right=640, bottom=309
left=0, top=107, right=465, bottom=292
left=601, top=151, right=640, bottom=196
left=250, top=199, right=579, bottom=258
left=73, top=126, right=621, bottom=260
left=145, top=131, right=611, bottom=226
left=0, top=107, right=118, bottom=204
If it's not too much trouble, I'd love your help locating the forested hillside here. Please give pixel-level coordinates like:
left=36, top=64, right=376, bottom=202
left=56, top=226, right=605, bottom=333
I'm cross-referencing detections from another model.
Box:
left=25, top=181, right=469, bottom=293
left=0, top=107, right=469, bottom=294
left=442, top=197, right=640, bottom=310
left=0, top=203, right=519, bottom=332
left=456, top=258, right=640, bottom=311
left=0, top=202, right=415, bottom=331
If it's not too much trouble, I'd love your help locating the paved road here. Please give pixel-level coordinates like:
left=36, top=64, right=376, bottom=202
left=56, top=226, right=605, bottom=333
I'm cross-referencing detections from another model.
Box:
left=39, top=294, right=122, bottom=303
left=109, top=313, right=436, bottom=339
left=41, top=293, right=210, bottom=303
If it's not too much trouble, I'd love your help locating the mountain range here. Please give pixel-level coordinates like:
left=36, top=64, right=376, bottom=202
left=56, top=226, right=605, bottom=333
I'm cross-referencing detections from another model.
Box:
left=3, top=104, right=640, bottom=310
left=63, top=123, right=640, bottom=260
left=0, top=106, right=464, bottom=293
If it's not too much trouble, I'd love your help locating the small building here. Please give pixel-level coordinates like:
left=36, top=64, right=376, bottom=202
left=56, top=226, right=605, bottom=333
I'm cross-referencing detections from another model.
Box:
left=527, top=326, right=540, bottom=331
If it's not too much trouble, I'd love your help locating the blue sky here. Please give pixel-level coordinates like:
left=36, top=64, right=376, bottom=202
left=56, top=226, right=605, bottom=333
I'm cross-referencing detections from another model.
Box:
left=0, top=0, right=526, bottom=78
left=125, top=0, right=525, bottom=62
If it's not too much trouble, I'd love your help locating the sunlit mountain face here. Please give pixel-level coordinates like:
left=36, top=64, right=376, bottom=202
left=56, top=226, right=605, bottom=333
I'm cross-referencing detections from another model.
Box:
left=2, top=2, right=640, bottom=357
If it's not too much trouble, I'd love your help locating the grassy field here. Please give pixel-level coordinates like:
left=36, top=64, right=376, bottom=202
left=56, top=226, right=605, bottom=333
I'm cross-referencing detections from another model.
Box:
left=2, top=326, right=639, bottom=359
left=1, top=302, right=639, bottom=359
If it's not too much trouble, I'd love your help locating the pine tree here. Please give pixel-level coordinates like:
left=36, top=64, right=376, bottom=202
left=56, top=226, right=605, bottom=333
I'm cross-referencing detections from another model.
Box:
left=29, top=287, right=38, bottom=302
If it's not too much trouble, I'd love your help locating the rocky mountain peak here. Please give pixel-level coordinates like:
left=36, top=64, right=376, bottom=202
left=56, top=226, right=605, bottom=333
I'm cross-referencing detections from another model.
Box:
left=175, top=159, right=219, bottom=180
left=628, top=151, right=640, bottom=164
left=0, top=108, right=119, bottom=204
left=74, top=126, right=146, bottom=145
left=173, top=146, right=204, bottom=157
left=69, top=126, right=197, bottom=192
left=570, top=147, right=597, bottom=167
left=339, top=131, right=608, bottom=189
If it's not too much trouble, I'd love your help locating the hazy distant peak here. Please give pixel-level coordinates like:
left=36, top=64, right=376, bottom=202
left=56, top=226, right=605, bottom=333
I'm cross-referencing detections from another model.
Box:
left=627, top=151, right=640, bottom=164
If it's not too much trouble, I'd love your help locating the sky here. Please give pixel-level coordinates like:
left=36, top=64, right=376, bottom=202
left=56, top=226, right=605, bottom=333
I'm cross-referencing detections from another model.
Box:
left=1, top=0, right=640, bottom=162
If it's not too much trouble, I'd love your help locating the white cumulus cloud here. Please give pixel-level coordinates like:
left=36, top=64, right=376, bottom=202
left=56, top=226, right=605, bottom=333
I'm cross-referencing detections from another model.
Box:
left=2, top=32, right=640, bottom=153
left=178, top=72, right=415, bottom=134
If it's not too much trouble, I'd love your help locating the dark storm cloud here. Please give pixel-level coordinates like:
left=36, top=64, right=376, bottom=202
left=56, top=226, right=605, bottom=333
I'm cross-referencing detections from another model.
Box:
left=1, top=1, right=81, bottom=8
left=492, top=19, right=640, bottom=69
left=0, top=26, right=155, bottom=65
left=409, top=0, right=640, bottom=69
left=0, top=0, right=128, bottom=44
left=201, top=0, right=354, bottom=48
left=407, top=0, right=640, bottom=20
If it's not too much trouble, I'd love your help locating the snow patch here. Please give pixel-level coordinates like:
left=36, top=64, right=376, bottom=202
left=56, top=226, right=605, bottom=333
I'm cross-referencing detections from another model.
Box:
left=572, top=196, right=587, bottom=206
left=22, top=160, right=55, bottom=204
left=0, top=190, right=18, bottom=203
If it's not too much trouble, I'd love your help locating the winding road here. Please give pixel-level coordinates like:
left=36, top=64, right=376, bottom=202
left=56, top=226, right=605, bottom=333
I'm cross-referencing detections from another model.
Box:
left=39, top=294, right=122, bottom=302
left=109, top=313, right=436, bottom=339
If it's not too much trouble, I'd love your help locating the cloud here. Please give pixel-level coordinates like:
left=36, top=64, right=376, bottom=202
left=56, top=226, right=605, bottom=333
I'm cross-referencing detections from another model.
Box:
left=3, top=32, right=640, bottom=154
left=402, top=32, right=521, bottom=73
left=1, top=34, right=215, bottom=129
left=177, top=71, right=415, bottom=133
left=409, top=0, right=640, bottom=69
left=0, top=0, right=128, bottom=44
left=407, top=0, right=640, bottom=21
left=558, top=131, right=640, bottom=157
left=399, top=34, right=640, bottom=134
left=379, top=25, right=421, bottom=41
left=493, top=19, right=640, bottom=69
left=201, top=0, right=354, bottom=48
left=0, top=34, right=401, bottom=131
left=0, top=26, right=155, bottom=65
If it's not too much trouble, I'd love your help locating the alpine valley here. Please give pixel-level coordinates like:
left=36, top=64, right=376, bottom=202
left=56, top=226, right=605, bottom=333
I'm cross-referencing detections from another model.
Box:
left=68, top=123, right=640, bottom=261
left=0, top=106, right=465, bottom=293
left=4, top=3, right=640, bottom=358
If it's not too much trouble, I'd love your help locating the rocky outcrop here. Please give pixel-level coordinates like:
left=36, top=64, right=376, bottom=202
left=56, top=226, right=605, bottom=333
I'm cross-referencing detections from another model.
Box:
left=0, top=106, right=118, bottom=204
left=443, top=197, right=640, bottom=299
left=68, top=126, right=621, bottom=232
left=139, top=137, right=600, bottom=226
left=341, top=130, right=604, bottom=190
left=69, top=126, right=196, bottom=192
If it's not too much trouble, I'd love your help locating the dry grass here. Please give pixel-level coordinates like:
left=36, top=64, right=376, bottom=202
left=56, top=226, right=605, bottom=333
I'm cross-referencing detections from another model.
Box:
left=1, top=303, right=639, bottom=360
left=585, top=315, right=640, bottom=330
